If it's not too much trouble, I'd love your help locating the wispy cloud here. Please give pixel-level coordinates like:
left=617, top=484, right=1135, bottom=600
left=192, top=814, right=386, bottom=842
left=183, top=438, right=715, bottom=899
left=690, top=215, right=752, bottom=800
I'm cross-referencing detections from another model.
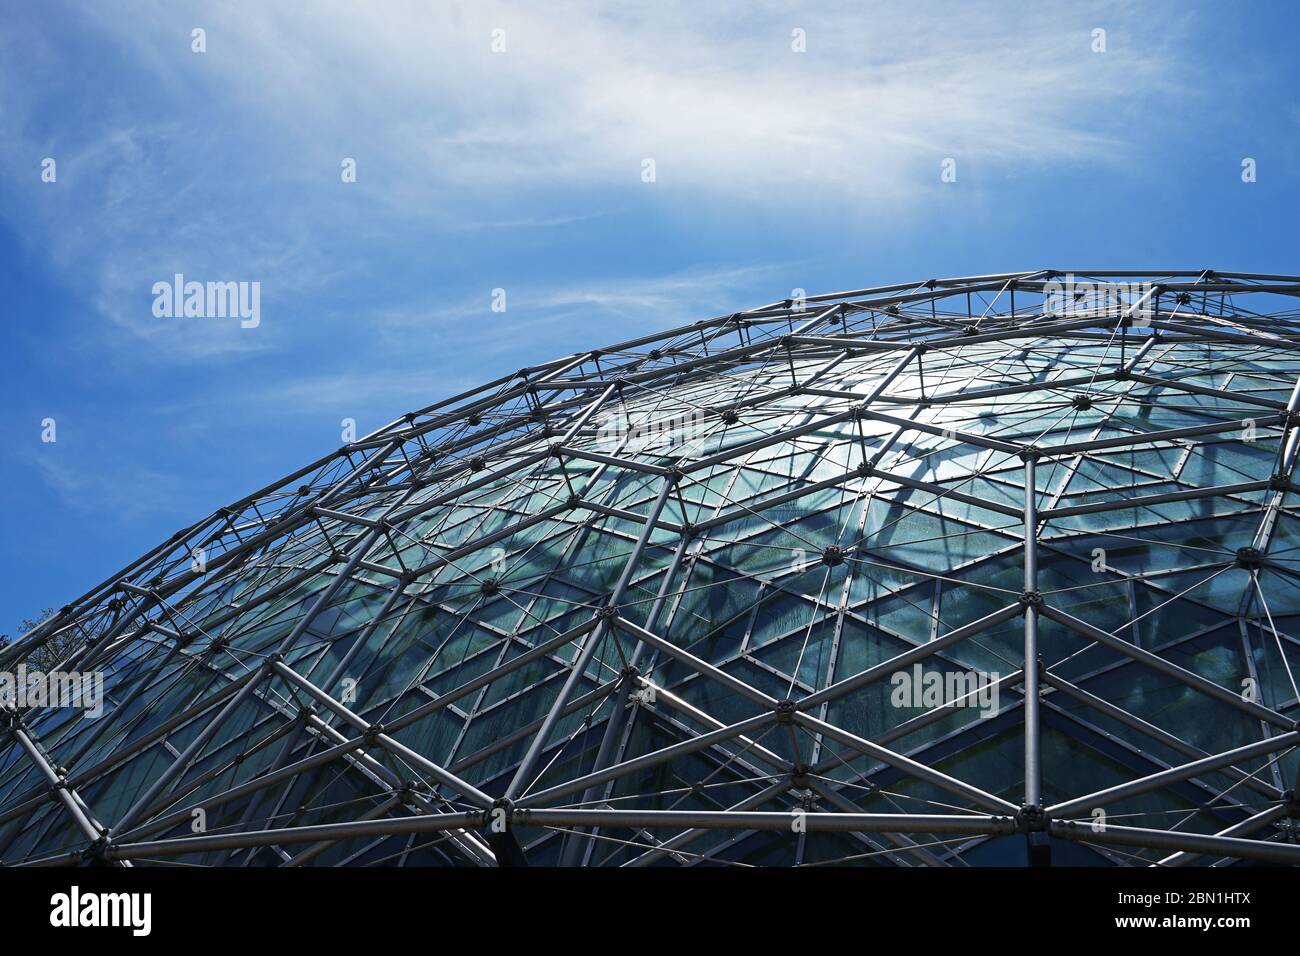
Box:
left=369, top=263, right=785, bottom=361
left=75, top=1, right=1188, bottom=202
left=20, top=448, right=186, bottom=524
left=0, top=0, right=1192, bottom=379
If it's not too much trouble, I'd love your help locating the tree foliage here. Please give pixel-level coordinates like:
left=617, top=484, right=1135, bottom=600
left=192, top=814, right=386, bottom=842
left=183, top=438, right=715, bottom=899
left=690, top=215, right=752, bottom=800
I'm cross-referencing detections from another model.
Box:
left=0, top=608, right=70, bottom=671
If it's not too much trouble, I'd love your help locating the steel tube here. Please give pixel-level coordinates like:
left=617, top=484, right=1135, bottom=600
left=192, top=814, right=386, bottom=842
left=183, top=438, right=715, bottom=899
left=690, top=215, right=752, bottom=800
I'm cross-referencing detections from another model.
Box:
left=1048, top=731, right=1300, bottom=820
left=1051, top=818, right=1300, bottom=865
left=1023, top=454, right=1041, bottom=807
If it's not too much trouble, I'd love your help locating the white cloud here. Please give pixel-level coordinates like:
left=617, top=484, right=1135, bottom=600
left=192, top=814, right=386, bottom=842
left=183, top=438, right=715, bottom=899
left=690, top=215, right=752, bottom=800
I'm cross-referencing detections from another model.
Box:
left=69, top=0, right=1189, bottom=205
left=21, top=448, right=186, bottom=523
left=1, top=0, right=1191, bottom=374
left=370, top=262, right=785, bottom=357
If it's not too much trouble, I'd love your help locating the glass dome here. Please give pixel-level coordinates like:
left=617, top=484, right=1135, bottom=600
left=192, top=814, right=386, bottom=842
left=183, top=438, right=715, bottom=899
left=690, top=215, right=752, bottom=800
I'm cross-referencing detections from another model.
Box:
left=3, top=270, right=1299, bottom=867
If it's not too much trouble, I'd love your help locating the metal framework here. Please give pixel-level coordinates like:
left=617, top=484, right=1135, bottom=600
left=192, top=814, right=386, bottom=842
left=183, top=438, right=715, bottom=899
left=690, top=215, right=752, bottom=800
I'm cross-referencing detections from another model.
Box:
left=3, top=268, right=1300, bottom=867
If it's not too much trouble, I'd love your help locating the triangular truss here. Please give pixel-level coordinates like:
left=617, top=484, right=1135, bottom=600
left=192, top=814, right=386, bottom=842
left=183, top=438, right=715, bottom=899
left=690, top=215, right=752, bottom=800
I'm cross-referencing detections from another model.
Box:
left=3, top=269, right=1300, bottom=866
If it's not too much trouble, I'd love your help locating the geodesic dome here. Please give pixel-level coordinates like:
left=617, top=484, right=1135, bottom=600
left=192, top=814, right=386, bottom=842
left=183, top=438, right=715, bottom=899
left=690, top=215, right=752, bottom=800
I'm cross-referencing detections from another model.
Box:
left=4, top=269, right=1300, bottom=867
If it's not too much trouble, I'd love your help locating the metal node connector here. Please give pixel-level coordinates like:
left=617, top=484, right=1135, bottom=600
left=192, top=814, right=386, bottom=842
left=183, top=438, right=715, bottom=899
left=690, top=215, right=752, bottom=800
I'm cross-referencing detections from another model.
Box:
left=1019, top=591, right=1043, bottom=608
left=1016, top=805, right=1048, bottom=833
left=1235, top=547, right=1264, bottom=570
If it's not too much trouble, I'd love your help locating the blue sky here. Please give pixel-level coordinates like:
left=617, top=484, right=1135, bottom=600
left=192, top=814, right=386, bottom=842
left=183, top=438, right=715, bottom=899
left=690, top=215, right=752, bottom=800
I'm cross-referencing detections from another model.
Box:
left=1, top=0, right=1298, bottom=631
